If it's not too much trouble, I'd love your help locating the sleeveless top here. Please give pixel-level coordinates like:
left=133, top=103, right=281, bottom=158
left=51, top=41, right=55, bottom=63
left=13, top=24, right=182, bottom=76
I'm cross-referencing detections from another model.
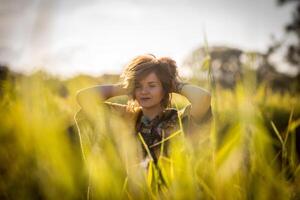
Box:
left=74, top=102, right=212, bottom=165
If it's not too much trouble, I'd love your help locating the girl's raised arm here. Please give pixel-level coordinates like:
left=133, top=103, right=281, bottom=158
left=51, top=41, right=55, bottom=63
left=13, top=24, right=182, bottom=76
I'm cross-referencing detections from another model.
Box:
left=76, top=84, right=128, bottom=119
left=76, top=84, right=127, bottom=108
left=175, top=82, right=211, bottom=122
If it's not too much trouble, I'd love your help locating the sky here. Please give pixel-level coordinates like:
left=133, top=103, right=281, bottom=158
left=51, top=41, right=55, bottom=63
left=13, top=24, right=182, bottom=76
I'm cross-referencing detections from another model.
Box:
left=0, top=0, right=296, bottom=77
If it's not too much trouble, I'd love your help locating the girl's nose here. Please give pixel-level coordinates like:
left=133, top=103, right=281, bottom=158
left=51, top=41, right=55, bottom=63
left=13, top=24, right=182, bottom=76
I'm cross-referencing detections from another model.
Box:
left=141, top=87, right=149, bottom=94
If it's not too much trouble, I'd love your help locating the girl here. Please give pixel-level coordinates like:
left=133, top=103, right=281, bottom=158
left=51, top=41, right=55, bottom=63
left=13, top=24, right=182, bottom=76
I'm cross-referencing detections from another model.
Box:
left=75, top=54, right=211, bottom=164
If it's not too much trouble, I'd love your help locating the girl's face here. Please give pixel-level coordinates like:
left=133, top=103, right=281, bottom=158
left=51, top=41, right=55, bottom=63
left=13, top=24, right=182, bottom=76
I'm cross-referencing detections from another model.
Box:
left=134, top=72, right=164, bottom=110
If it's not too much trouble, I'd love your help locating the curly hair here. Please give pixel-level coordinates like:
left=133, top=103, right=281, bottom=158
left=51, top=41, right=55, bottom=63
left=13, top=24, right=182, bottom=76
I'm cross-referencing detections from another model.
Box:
left=121, top=54, right=179, bottom=111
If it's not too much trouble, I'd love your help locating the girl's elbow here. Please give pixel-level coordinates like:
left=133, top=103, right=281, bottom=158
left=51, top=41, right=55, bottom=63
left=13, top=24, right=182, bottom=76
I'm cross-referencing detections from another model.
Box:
left=76, top=90, right=85, bottom=107
left=204, top=92, right=211, bottom=106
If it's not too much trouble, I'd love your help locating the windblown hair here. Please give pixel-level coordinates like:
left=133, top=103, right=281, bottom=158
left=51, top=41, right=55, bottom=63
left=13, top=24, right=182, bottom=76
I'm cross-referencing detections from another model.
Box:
left=121, top=54, right=179, bottom=111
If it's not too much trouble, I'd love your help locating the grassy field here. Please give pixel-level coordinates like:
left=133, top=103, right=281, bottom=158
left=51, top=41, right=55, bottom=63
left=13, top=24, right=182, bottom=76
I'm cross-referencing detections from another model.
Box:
left=0, top=67, right=299, bottom=199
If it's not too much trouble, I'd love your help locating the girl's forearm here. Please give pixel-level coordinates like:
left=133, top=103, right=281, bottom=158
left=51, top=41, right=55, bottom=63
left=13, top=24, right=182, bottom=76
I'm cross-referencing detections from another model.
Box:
left=76, top=84, right=127, bottom=108
left=176, top=83, right=211, bottom=118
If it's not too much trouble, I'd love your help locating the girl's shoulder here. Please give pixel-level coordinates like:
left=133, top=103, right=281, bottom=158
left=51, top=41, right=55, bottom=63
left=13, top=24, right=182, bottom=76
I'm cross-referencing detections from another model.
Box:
left=104, top=102, right=140, bottom=121
left=75, top=102, right=133, bottom=123
left=104, top=102, right=128, bottom=115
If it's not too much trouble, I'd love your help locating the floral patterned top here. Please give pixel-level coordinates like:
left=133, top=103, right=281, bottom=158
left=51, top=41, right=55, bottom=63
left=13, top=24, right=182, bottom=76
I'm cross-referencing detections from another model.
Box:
left=74, top=102, right=212, bottom=165
left=135, top=108, right=179, bottom=163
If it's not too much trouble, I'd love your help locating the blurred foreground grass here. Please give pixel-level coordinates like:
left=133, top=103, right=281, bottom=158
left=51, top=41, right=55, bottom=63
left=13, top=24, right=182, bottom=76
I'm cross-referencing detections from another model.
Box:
left=0, top=69, right=299, bottom=200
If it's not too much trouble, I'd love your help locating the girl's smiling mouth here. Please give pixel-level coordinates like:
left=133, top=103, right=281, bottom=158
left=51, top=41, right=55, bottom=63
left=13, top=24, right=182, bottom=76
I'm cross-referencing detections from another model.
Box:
left=140, top=97, right=151, bottom=101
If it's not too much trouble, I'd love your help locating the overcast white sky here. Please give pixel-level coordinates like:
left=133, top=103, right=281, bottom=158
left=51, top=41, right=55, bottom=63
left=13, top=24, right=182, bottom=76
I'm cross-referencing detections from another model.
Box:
left=0, top=0, right=295, bottom=77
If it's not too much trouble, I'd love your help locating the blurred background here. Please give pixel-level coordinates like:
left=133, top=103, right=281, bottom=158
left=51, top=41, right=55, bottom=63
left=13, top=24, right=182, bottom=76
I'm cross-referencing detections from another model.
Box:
left=0, top=0, right=299, bottom=77
left=0, top=0, right=300, bottom=199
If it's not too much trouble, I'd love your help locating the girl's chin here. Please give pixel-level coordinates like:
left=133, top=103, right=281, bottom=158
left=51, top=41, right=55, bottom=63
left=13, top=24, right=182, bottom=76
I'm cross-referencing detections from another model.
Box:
left=139, top=103, right=153, bottom=108
left=138, top=100, right=151, bottom=106
left=139, top=103, right=161, bottom=109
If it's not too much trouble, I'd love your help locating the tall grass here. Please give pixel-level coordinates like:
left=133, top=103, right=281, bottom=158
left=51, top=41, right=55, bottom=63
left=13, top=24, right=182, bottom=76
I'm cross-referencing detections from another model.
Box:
left=0, top=64, right=299, bottom=199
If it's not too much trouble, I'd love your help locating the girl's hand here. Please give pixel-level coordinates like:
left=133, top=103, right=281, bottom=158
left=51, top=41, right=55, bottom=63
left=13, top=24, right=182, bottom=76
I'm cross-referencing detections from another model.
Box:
left=114, top=83, right=129, bottom=96
left=174, top=79, right=187, bottom=93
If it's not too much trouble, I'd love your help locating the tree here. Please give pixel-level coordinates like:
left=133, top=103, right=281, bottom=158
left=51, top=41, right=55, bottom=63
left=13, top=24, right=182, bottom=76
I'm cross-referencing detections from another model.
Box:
left=277, top=0, right=300, bottom=69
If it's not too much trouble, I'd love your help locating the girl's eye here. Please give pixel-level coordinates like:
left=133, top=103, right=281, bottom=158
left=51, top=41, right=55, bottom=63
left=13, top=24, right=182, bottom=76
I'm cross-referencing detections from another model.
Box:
left=149, top=85, right=156, bottom=88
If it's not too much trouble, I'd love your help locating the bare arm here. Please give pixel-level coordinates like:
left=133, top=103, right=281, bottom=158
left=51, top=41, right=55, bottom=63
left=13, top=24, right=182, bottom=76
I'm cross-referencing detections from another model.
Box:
left=76, top=84, right=127, bottom=107
left=175, top=82, right=211, bottom=121
left=76, top=84, right=128, bottom=117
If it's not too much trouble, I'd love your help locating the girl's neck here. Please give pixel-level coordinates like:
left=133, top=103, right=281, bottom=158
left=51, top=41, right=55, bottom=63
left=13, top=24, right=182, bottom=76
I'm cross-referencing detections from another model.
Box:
left=141, top=106, right=164, bottom=121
